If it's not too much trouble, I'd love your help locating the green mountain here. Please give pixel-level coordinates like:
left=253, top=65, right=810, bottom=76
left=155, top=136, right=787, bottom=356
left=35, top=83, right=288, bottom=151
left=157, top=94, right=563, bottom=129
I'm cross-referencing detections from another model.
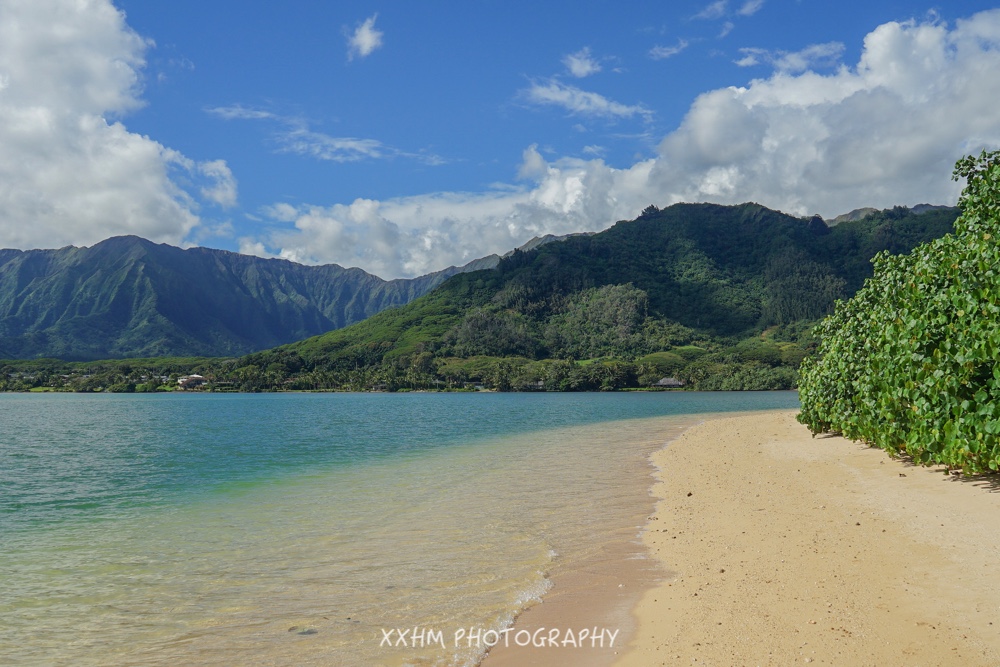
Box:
left=224, top=202, right=957, bottom=391
left=0, top=236, right=493, bottom=360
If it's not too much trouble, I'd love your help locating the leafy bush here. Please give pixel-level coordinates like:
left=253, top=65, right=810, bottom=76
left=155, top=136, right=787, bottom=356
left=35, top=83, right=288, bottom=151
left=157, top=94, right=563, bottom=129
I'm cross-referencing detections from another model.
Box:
left=695, top=362, right=797, bottom=391
left=798, top=151, right=1000, bottom=473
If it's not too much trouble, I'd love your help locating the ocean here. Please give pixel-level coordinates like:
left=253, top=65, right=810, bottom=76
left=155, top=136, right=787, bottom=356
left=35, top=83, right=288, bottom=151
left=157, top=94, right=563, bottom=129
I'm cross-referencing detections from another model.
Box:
left=0, top=391, right=799, bottom=666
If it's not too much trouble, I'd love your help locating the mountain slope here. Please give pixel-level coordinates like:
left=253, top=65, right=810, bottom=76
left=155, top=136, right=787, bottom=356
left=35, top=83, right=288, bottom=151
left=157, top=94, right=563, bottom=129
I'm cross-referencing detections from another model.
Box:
left=264, top=202, right=959, bottom=372
left=0, top=236, right=485, bottom=360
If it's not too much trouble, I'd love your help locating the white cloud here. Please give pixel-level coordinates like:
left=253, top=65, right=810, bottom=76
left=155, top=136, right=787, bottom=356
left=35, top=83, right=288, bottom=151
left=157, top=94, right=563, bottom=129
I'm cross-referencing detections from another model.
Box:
left=280, top=127, right=387, bottom=162
left=524, top=79, right=652, bottom=120
left=695, top=0, right=759, bottom=31
left=196, top=160, right=238, bottom=207
left=736, top=42, right=845, bottom=72
left=347, top=14, right=383, bottom=61
left=243, top=11, right=1000, bottom=278
left=563, top=47, right=602, bottom=78
left=207, top=105, right=277, bottom=121
left=738, top=0, right=765, bottom=17
left=0, top=0, right=225, bottom=250
left=650, top=11, right=1000, bottom=217
left=650, top=40, right=690, bottom=60
left=516, top=143, right=548, bottom=180
left=237, top=238, right=273, bottom=259
left=209, top=105, right=444, bottom=165
left=262, top=202, right=300, bottom=223
left=247, top=147, right=657, bottom=278
left=695, top=1, right=728, bottom=20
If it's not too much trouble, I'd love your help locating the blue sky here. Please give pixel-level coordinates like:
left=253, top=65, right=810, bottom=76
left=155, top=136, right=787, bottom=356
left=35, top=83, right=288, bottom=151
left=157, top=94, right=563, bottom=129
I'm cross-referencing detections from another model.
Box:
left=2, top=1, right=1000, bottom=277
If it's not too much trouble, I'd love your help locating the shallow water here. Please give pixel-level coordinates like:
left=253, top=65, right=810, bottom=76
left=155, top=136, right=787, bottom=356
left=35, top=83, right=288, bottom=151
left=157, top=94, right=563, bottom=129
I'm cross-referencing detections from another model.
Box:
left=0, top=391, right=798, bottom=666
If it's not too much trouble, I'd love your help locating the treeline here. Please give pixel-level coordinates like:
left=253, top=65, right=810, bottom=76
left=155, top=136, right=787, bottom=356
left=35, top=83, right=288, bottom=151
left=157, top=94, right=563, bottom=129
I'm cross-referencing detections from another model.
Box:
left=0, top=332, right=805, bottom=393
left=0, top=357, right=221, bottom=393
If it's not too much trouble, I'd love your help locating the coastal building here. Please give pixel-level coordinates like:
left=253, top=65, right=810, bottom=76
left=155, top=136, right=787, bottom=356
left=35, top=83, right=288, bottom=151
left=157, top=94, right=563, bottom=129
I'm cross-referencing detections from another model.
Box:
left=177, top=374, right=206, bottom=390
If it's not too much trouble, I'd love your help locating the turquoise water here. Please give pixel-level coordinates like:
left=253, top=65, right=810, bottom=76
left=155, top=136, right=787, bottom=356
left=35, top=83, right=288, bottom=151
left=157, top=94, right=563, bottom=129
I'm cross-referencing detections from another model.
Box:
left=0, top=391, right=798, bottom=666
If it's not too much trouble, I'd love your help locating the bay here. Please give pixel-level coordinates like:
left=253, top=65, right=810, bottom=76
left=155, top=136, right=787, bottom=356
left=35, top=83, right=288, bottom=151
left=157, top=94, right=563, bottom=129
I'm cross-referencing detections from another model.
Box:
left=0, top=391, right=798, bottom=666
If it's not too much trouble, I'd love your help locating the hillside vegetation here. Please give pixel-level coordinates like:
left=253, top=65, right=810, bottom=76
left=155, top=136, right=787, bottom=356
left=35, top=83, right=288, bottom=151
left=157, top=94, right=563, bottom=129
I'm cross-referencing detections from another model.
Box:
left=0, top=236, right=491, bottom=359
left=0, top=202, right=959, bottom=393
left=798, top=152, right=1000, bottom=473
left=208, top=202, right=956, bottom=392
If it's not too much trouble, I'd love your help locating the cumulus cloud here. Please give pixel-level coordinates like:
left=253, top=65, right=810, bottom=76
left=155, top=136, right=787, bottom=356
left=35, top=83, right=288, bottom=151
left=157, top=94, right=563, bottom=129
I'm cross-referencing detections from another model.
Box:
left=244, top=145, right=656, bottom=277
left=0, top=0, right=228, bottom=250
left=195, top=160, right=238, bottom=207
left=650, top=11, right=1000, bottom=217
left=563, top=48, right=602, bottom=77
left=243, top=11, right=1000, bottom=278
left=347, top=14, right=383, bottom=61
left=524, top=79, right=652, bottom=120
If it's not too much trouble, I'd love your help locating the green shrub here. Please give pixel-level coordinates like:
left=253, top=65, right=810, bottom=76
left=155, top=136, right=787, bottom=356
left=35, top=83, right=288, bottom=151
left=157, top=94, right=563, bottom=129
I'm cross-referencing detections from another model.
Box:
left=798, top=151, right=1000, bottom=473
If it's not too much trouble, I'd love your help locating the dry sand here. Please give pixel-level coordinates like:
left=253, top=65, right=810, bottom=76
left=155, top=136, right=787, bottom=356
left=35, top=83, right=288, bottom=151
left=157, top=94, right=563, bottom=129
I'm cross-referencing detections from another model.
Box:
left=484, top=408, right=1000, bottom=667
left=617, top=409, right=1000, bottom=667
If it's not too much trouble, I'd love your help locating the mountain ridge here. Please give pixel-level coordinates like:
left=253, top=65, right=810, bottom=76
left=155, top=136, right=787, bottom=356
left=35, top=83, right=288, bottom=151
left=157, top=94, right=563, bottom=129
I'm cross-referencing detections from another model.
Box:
left=0, top=232, right=593, bottom=360
left=0, top=236, right=481, bottom=359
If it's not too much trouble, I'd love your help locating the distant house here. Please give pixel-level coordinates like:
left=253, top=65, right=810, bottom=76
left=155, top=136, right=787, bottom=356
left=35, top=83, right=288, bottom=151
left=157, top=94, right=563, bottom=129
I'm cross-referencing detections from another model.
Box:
left=177, top=374, right=206, bottom=390
left=653, top=377, right=685, bottom=389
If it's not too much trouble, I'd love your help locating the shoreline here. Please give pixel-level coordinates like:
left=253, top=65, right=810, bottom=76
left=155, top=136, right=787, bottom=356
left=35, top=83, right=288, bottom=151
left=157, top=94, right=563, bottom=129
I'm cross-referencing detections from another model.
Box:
left=478, top=413, right=708, bottom=667
left=486, top=408, right=1000, bottom=666
left=480, top=414, right=708, bottom=667
left=617, top=409, right=1000, bottom=666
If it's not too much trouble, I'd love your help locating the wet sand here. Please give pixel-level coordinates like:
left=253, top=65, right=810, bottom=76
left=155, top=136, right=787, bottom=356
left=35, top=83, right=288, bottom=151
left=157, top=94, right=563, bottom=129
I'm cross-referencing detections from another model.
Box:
left=481, top=416, right=698, bottom=667
left=487, top=408, right=1000, bottom=666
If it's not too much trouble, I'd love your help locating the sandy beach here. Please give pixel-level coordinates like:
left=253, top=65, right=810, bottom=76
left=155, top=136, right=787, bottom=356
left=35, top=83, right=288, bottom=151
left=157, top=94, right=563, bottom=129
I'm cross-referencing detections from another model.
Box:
left=488, top=408, right=1000, bottom=666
